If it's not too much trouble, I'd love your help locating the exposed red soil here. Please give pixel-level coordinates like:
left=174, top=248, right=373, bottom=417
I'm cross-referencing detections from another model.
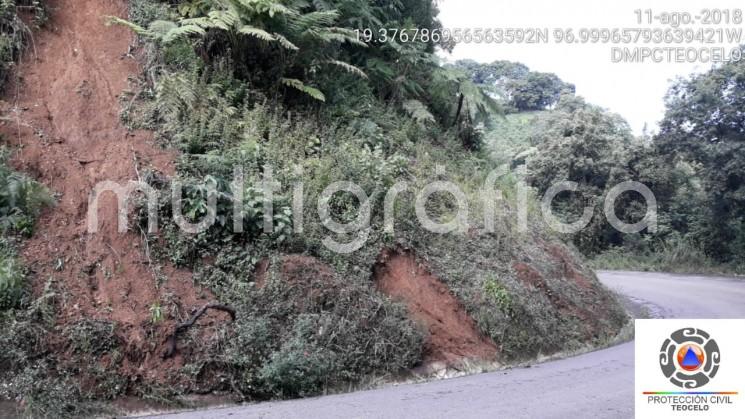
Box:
left=540, top=243, right=592, bottom=289
left=374, top=250, right=498, bottom=365
left=0, top=0, right=228, bottom=383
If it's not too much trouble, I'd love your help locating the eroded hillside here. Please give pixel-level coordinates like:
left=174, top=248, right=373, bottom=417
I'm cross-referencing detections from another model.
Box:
left=0, top=1, right=628, bottom=417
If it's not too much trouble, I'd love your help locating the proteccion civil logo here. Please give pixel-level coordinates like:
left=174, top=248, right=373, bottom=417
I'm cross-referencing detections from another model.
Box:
left=658, top=327, right=720, bottom=389
left=636, top=319, right=744, bottom=419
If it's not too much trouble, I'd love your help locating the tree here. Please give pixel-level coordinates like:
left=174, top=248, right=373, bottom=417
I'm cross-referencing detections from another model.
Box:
left=456, top=60, right=574, bottom=112
left=509, top=72, right=575, bottom=111
left=526, top=95, right=639, bottom=254
left=655, top=49, right=745, bottom=262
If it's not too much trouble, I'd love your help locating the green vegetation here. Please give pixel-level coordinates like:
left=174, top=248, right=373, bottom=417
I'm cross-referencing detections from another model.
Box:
left=0, top=295, right=123, bottom=418
left=0, top=149, right=51, bottom=309
left=0, top=161, right=68, bottom=418
left=461, top=57, right=745, bottom=275
left=0, top=0, right=654, bottom=416
left=0, top=150, right=54, bottom=235
left=483, top=275, right=513, bottom=316
left=0, top=0, right=738, bottom=414
left=484, top=111, right=546, bottom=166
left=655, top=55, right=745, bottom=267
left=107, top=0, right=626, bottom=403
left=588, top=237, right=741, bottom=275
left=1, top=4, right=70, bottom=414
left=0, top=0, right=46, bottom=87
left=0, top=238, right=24, bottom=310
left=209, top=260, right=424, bottom=398
left=457, top=59, right=575, bottom=113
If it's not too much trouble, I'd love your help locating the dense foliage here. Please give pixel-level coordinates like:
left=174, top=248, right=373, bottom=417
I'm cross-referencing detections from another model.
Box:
left=655, top=52, right=745, bottom=264
left=466, top=56, right=744, bottom=271
left=457, top=59, right=576, bottom=112
left=524, top=95, right=686, bottom=257
left=0, top=0, right=46, bottom=87
left=121, top=0, right=498, bottom=149
left=0, top=150, right=51, bottom=310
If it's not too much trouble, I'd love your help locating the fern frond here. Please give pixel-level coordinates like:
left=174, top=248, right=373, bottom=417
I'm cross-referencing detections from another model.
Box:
left=106, top=16, right=154, bottom=38
left=296, top=11, right=339, bottom=29
left=271, top=3, right=296, bottom=17
left=238, top=25, right=276, bottom=42
left=164, top=24, right=207, bottom=43
left=179, top=16, right=213, bottom=28
left=460, top=79, right=502, bottom=117
left=281, top=78, right=326, bottom=102
left=156, top=74, right=199, bottom=121
left=148, top=20, right=179, bottom=38
left=324, top=27, right=367, bottom=47
left=311, top=0, right=333, bottom=11
left=207, top=9, right=241, bottom=31
left=273, top=33, right=299, bottom=51
left=323, top=60, right=368, bottom=78
left=366, top=58, right=395, bottom=81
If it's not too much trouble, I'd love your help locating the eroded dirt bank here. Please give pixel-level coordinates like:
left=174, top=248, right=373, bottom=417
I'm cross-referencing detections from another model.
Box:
left=1, top=0, right=226, bottom=382
left=375, top=250, right=498, bottom=365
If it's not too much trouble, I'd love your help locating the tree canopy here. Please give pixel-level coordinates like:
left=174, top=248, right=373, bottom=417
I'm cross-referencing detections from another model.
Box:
left=457, top=59, right=575, bottom=112
left=655, top=50, right=745, bottom=262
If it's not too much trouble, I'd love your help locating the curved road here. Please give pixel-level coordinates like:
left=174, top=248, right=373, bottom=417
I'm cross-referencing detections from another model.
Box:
left=137, top=271, right=745, bottom=419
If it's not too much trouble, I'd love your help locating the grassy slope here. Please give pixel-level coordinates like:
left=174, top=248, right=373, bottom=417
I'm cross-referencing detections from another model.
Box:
left=120, top=20, right=628, bottom=399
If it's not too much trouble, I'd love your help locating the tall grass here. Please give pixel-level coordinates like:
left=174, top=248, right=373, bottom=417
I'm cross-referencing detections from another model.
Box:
left=589, top=237, right=744, bottom=276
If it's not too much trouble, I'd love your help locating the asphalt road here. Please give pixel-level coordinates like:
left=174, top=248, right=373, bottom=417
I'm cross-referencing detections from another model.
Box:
left=137, top=271, right=745, bottom=419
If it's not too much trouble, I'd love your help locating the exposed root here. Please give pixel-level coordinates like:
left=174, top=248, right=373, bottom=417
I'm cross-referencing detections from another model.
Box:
left=163, top=303, right=236, bottom=359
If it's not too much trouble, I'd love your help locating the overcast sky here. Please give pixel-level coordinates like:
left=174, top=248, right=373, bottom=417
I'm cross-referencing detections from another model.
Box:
left=438, top=0, right=743, bottom=134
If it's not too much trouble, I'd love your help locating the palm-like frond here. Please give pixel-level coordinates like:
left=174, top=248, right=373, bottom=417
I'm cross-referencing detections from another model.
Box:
left=238, top=25, right=276, bottom=42
left=323, top=27, right=367, bottom=47
left=322, top=60, right=367, bottom=78
left=281, top=78, right=326, bottom=102
left=295, top=10, right=339, bottom=30
left=164, top=24, right=207, bottom=42
left=273, top=33, right=299, bottom=51
left=106, top=16, right=153, bottom=38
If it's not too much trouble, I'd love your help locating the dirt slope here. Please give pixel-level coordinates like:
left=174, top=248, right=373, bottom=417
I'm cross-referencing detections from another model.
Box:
left=0, top=0, right=224, bottom=381
left=375, top=250, right=498, bottom=365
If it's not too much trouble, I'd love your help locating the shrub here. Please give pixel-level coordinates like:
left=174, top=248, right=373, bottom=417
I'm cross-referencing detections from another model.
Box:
left=0, top=245, right=24, bottom=310
left=186, top=255, right=424, bottom=398
left=0, top=149, right=54, bottom=236
left=258, top=334, right=337, bottom=397
left=590, top=235, right=744, bottom=275
left=484, top=276, right=513, bottom=316
left=0, top=1, right=47, bottom=87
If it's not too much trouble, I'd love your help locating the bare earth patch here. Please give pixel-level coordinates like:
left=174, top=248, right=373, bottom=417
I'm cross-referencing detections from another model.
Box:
left=0, top=0, right=227, bottom=384
left=374, top=249, right=498, bottom=365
